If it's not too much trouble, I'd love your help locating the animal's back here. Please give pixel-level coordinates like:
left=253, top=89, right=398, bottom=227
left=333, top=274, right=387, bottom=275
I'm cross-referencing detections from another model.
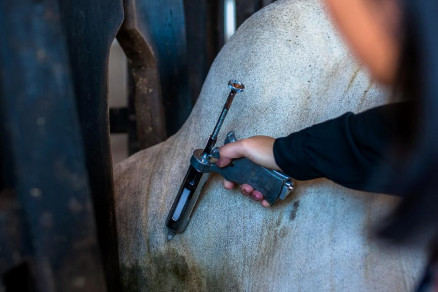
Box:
left=114, top=0, right=425, bottom=291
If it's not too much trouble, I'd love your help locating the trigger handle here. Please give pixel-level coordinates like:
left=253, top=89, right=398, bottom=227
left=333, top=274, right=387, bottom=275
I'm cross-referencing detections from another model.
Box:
left=225, top=131, right=238, bottom=144
left=209, top=131, right=294, bottom=205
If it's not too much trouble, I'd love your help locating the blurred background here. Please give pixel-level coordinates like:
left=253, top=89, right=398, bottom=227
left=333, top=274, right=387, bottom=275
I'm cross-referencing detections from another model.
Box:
left=0, top=0, right=276, bottom=291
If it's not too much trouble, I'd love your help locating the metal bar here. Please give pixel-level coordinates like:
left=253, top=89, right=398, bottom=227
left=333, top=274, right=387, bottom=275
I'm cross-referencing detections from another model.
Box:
left=57, top=0, right=124, bottom=290
left=118, top=0, right=191, bottom=149
left=0, top=0, right=108, bottom=290
left=109, top=107, right=129, bottom=133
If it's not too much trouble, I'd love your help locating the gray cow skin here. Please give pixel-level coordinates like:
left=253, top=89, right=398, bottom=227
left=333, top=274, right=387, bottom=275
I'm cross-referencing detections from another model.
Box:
left=114, top=0, right=426, bottom=291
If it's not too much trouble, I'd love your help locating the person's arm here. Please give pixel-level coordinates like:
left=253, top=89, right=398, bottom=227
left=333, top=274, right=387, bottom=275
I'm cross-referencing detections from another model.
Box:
left=273, top=101, right=411, bottom=194
left=219, top=102, right=411, bottom=205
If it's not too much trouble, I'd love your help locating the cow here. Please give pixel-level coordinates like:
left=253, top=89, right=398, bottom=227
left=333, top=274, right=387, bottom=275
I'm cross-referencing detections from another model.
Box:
left=114, top=0, right=426, bottom=290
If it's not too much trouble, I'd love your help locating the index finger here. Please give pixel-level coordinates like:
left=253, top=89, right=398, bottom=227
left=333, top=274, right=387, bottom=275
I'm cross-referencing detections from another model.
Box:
left=217, top=140, right=246, bottom=167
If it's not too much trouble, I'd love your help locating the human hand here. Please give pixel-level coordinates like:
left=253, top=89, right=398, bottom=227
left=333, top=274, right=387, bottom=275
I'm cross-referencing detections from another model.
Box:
left=216, top=136, right=282, bottom=207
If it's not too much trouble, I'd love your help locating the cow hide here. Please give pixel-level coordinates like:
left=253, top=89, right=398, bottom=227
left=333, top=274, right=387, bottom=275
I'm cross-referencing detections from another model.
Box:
left=114, top=0, right=426, bottom=291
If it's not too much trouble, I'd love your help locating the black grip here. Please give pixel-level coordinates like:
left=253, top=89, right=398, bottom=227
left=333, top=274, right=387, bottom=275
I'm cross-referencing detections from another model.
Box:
left=211, top=158, right=286, bottom=205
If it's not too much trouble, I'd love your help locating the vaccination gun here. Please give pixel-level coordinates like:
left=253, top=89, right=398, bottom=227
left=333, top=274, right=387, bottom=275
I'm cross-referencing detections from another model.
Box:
left=166, top=80, right=294, bottom=241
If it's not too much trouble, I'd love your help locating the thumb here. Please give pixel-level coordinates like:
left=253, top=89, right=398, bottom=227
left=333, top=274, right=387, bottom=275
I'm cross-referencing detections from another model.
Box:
left=217, top=140, right=247, bottom=167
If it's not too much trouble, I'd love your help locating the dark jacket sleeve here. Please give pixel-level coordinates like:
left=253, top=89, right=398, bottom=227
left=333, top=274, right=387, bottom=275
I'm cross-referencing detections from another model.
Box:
left=273, top=102, right=411, bottom=194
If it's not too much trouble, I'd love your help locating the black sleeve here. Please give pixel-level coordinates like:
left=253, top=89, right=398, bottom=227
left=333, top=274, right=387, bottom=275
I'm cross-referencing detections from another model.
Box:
left=273, top=102, right=411, bottom=194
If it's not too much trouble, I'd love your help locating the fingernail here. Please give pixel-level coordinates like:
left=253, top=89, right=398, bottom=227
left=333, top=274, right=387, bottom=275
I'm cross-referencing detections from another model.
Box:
left=253, top=192, right=262, bottom=201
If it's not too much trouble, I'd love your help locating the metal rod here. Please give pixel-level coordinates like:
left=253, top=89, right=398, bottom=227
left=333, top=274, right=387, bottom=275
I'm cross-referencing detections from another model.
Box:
left=203, top=80, right=244, bottom=155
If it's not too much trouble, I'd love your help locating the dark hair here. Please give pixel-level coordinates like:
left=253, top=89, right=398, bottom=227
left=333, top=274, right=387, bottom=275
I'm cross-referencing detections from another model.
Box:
left=378, top=0, right=438, bottom=250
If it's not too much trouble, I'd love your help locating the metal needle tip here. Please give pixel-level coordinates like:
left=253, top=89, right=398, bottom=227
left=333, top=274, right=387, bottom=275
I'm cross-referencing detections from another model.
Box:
left=167, top=231, right=176, bottom=241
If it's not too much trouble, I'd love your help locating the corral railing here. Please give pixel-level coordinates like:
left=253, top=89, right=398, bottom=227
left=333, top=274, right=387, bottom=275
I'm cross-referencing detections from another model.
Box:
left=0, top=0, right=275, bottom=290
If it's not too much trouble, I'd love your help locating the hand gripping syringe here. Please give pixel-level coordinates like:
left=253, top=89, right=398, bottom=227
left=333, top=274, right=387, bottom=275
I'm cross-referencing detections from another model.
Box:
left=165, top=80, right=294, bottom=240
